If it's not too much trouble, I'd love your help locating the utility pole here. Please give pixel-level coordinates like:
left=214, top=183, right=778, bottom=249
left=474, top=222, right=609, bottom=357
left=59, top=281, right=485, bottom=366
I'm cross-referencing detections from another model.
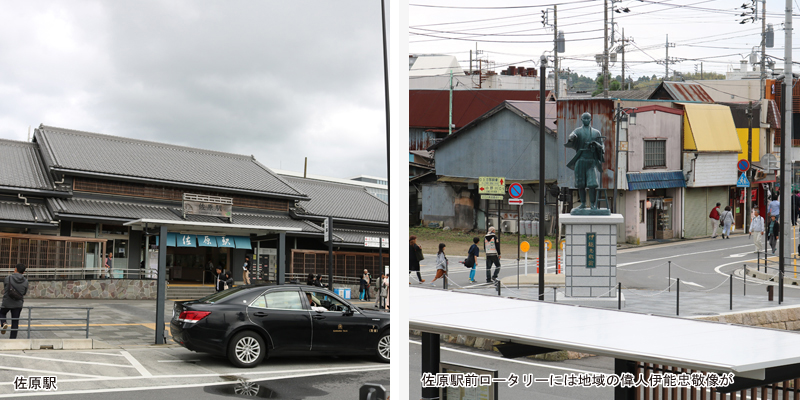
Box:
left=603, top=0, right=609, bottom=98
left=747, top=102, right=753, bottom=234
left=448, top=69, right=453, bottom=135
left=780, top=0, right=793, bottom=303
left=554, top=5, right=558, bottom=99
left=621, top=28, right=625, bottom=88
left=761, top=0, right=766, bottom=102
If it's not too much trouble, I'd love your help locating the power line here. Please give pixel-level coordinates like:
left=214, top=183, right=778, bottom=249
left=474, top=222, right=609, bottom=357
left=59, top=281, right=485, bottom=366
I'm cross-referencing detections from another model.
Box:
left=410, top=0, right=597, bottom=10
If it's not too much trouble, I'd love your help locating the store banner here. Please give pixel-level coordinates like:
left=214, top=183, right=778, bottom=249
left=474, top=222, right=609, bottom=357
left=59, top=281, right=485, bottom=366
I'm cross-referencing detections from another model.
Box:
left=198, top=235, right=219, bottom=247
left=177, top=234, right=196, bottom=247
left=217, top=236, right=235, bottom=248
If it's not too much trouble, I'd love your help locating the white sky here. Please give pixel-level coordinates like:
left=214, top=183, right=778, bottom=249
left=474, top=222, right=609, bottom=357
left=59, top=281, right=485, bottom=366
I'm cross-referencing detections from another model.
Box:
left=409, top=0, right=800, bottom=83
left=0, top=1, right=388, bottom=179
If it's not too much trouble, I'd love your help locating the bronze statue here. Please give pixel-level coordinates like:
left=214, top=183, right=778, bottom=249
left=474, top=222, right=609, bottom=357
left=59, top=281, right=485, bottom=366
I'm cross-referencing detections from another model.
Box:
left=565, top=112, right=606, bottom=213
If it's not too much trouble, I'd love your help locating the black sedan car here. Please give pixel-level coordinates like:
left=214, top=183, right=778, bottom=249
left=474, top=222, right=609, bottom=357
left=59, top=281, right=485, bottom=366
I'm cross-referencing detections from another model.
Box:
left=170, top=284, right=390, bottom=368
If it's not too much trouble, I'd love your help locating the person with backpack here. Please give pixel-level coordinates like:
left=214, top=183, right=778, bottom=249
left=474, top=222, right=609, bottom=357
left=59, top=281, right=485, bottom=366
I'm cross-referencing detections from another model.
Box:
left=484, top=227, right=501, bottom=283
left=214, top=266, right=233, bottom=292
left=1, top=263, right=28, bottom=339
left=467, top=237, right=480, bottom=283
left=720, top=205, right=735, bottom=239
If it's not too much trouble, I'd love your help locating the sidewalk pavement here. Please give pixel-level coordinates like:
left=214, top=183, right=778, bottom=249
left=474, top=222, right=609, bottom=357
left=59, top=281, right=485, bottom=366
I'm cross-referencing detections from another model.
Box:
left=0, top=297, right=384, bottom=348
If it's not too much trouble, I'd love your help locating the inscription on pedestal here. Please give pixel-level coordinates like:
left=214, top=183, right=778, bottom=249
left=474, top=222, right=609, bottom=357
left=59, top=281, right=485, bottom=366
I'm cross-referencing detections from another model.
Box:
left=586, top=232, right=596, bottom=268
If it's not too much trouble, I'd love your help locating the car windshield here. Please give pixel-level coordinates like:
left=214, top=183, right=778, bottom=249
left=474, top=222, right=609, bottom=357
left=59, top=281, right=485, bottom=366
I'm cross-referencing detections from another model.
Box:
left=197, top=287, right=250, bottom=304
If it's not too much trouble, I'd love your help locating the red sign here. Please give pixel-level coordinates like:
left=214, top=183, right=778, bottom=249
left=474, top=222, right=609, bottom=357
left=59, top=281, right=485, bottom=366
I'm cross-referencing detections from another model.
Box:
left=508, top=183, right=524, bottom=199
left=508, top=199, right=523, bottom=205
left=738, top=159, right=750, bottom=172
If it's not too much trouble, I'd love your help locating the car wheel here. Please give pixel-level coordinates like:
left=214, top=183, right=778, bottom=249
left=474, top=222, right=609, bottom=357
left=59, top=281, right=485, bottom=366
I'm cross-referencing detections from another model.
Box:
left=375, top=332, right=390, bottom=363
left=228, top=331, right=266, bottom=368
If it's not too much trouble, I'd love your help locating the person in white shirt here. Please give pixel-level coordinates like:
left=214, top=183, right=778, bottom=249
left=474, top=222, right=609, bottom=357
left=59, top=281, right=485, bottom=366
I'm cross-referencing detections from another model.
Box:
left=749, top=208, right=765, bottom=254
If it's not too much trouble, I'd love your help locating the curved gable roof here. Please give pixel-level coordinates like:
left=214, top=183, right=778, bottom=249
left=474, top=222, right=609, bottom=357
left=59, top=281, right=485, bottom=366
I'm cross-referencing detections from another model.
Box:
left=0, top=139, right=54, bottom=191
left=281, top=176, right=387, bottom=223
left=35, top=125, right=305, bottom=200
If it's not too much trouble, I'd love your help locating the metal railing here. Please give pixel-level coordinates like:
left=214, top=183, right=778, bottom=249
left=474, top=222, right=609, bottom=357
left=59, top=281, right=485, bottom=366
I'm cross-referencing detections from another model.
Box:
left=3, top=306, right=93, bottom=339
left=285, top=273, right=361, bottom=286
left=0, top=267, right=160, bottom=281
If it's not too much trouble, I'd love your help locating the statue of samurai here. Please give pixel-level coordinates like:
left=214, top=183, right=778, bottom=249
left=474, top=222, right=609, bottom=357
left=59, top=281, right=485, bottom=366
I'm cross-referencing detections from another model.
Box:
left=565, top=112, right=605, bottom=210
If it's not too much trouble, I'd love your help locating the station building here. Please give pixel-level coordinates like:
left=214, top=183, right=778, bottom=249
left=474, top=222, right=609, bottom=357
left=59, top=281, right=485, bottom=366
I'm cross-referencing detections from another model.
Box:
left=0, top=125, right=388, bottom=299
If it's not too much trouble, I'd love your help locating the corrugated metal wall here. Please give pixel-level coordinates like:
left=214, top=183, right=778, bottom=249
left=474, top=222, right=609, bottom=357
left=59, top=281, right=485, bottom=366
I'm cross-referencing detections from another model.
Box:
left=684, top=187, right=729, bottom=238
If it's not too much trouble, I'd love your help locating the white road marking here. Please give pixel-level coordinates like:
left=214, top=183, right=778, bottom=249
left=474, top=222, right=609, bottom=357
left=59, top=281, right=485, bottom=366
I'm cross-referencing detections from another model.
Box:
left=0, top=353, right=133, bottom=368
left=121, top=350, right=152, bottom=377
left=669, top=278, right=704, bottom=288
left=157, top=360, right=201, bottom=363
left=618, top=244, right=751, bottom=267
left=78, top=351, right=125, bottom=357
left=409, top=340, right=602, bottom=375
left=0, top=365, right=106, bottom=378
left=0, top=365, right=390, bottom=398
left=727, top=253, right=750, bottom=258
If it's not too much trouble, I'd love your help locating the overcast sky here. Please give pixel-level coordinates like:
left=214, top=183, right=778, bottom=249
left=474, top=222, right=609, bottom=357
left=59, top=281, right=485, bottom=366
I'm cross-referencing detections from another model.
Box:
left=0, top=1, right=388, bottom=179
left=410, top=0, right=799, bottom=82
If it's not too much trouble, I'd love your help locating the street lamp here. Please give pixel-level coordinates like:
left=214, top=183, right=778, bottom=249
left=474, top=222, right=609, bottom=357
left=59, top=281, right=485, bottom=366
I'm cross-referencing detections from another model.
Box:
left=613, top=105, right=636, bottom=214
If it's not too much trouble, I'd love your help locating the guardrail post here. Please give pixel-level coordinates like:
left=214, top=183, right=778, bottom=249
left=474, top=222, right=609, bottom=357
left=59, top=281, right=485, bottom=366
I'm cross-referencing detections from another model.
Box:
left=779, top=271, right=784, bottom=305
left=496, top=280, right=501, bottom=296
left=618, top=282, right=621, bottom=310
left=730, top=273, right=733, bottom=311
left=676, top=278, right=680, bottom=316
left=758, top=251, right=761, bottom=272
left=743, top=264, right=747, bottom=296
left=668, top=261, right=671, bottom=292
left=26, top=307, right=31, bottom=339
left=86, top=309, right=91, bottom=338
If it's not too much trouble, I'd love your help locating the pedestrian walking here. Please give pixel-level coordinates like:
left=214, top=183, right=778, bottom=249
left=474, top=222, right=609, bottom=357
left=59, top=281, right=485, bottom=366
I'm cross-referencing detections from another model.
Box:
left=306, top=273, right=315, bottom=286
left=1, top=263, right=28, bottom=339
left=374, top=273, right=387, bottom=309
left=242, top=256, right=252, bottom=285
left=467, top=237, right=479, bottom=283
left=409, top=235, right=425, bottom=283
left=215, top=266, right=233, bottom=292
left=767, top=215, right=781, bottom=255
left=484, top=227, right=501, bottom=282
left=792, top=190, right=800, bottom=226
left=104, top=252, right=113, bottom=279
left=709, top=203, right=721, bottom=238
left=430, top=243, right=448, bottom=286
left=750, top=208, right=765, bottom=254
left=360, top=269, right=372, bottom=301
left=313, top=274, right=323, bottom=287
left=720, top=206, right=734, bottom=239
left=768, top=194, right=780, bottom=219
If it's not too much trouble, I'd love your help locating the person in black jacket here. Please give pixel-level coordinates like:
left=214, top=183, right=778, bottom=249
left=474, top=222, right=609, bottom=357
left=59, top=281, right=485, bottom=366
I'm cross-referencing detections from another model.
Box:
left=409, top=235, right=424, bottom=283
left=215, top=266, right=233, bottom=292
left=1, top=263, right=28, bottom=339
left=767, top=215, right=781, bottom=255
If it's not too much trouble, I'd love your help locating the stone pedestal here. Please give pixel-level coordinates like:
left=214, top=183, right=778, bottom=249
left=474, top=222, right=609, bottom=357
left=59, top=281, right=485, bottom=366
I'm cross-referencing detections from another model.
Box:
left=559, top=213, right=625, bottom=308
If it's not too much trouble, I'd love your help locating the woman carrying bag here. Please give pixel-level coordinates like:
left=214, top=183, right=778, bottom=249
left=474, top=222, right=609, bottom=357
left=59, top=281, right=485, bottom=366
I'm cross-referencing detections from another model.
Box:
left=720, top=205, right=735, bottom=239
left=466, top=237, right=479, bottom=283
left=430, top=243, right=448, bottom=286
left=409, top=235, right=425, bottom=283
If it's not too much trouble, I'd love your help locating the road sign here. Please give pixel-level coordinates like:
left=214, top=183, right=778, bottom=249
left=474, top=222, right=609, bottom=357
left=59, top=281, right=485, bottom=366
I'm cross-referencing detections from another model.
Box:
left=737, top=159, right=750, bottom=172
left=508, top=198, right=523, bottom=205
left=544, top=239, right=552, bottom=250
left=323, top=217, right=331, bottom=242
left=364, top=237, right=380, bottom=247
left=508, top=183, right=524, bottom=199
left=520, top=241, right=530, bottom=253
left=478, top=177, right=505, bottom=195
left=481, top=195, right=503, bottom=200
left=736, top=174, right=750, bottom=188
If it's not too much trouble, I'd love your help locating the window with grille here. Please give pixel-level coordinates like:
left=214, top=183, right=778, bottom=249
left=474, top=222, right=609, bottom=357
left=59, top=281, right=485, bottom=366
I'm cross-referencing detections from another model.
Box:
left=643, top=140, right=666, bottom=168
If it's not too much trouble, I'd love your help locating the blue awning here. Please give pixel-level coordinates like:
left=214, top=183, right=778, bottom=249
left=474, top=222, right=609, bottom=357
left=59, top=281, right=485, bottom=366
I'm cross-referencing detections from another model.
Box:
left=176, top=234, right=196, bottom=247
left=216, top=236, right=235, bottom=248
left=197, top=235, right=219, bottom=247
left=166, top=232, right=177, bottom=247
left=627, top=171, right=686, bottom=190
left=233, top=236, right=252, bottom=249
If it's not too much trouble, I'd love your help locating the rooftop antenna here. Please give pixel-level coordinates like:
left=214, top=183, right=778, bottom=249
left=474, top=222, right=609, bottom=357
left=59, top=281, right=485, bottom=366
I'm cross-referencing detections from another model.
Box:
left=304, top=157, right=308, bottom=178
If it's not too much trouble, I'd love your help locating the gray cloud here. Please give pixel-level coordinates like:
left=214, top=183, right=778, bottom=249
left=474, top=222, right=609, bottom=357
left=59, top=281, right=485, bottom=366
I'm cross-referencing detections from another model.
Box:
left=0, top=0, right=388, bottom=179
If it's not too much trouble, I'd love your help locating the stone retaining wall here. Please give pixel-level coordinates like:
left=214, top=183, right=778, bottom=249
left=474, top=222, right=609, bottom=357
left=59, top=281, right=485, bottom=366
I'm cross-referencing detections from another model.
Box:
left=693, top=305, right=800, bottom=331
left=2, top=280, right=157, bottom=300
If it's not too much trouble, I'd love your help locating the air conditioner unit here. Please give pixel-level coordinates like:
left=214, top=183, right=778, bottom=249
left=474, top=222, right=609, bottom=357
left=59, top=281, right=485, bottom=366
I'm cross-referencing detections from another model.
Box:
left=488, top=217, right=499, bottom=230
left=502, top=219, right=519, bottom=234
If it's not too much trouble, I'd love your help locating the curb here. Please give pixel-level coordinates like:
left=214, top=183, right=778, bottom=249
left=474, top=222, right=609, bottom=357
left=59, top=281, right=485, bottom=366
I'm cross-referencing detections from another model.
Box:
left=0, top=338, right=106, bottom=351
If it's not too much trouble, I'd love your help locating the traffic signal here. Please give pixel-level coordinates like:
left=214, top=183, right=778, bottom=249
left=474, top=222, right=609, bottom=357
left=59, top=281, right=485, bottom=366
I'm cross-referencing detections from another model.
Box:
left=541, top=10, right=547, bottom=26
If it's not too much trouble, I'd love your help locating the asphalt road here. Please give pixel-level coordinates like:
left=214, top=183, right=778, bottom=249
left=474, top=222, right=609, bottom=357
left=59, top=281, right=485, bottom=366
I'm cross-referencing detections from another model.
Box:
left=0, top=346, right=388, bottom=399
left=409, top=338, right=615, bottom=400
left=416, top=230, right=800, bottom=298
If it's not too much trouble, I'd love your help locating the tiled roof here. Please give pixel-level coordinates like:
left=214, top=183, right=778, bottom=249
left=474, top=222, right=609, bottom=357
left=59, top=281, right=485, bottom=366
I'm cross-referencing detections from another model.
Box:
left=34, top=125, right=305, bottom=199
left=281, top=176, right=388, bottom=223
left=0, top=139, right=54, bottom=191
left=333, top=228, right=389, bottom=245
left=627, top=171, right=686, bottom=190
left=47, top=197, right=319, bottom=232
left=0, top=201, right=52, bottom=223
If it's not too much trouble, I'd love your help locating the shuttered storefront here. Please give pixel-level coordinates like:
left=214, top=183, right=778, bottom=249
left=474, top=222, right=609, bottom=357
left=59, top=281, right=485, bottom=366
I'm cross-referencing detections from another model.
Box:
left=684, top=187, right=729, bottom=238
